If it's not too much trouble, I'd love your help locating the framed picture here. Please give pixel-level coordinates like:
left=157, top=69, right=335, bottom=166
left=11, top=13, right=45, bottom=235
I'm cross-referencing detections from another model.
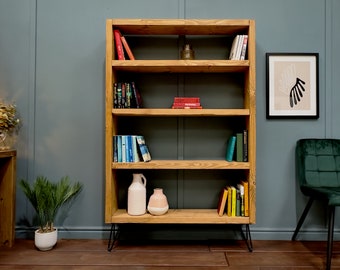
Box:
left=266, top=53, right=319, bottom=119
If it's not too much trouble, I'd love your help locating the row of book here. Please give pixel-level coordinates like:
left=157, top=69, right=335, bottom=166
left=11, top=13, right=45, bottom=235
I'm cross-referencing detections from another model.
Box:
left=114, top=29, right=135, bottom=60
left=217, top=181, right=249, bottom=217
left=113, top=135, right=151, bottom=163
left=171, top=96, right=202, bottom=109
left=229, top=34, right=248, bottom=60
left=225, top=130, right=248, bottom=162
left=113, top=82, right=142, bottom=108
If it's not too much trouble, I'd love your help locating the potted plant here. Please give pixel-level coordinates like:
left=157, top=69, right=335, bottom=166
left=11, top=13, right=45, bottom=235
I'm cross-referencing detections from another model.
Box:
left=19, top=176, right=83, bottom=251
left=0, top=101, right=21, bottom=150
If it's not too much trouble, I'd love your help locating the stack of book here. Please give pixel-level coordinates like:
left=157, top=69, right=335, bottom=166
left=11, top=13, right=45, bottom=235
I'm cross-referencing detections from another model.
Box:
left=217, top=181, right=249, bottom=217
left=113, top=82, right=142, bottom=108
left=171, top=97, right=202, bottom=109
left=229, top=34, right=248, bottom=60
left=113, top=135, right=151, bottom=163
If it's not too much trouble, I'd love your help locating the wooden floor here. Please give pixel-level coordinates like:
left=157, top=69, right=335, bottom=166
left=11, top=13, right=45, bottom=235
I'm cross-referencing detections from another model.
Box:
left=1, top=239, right=340, bottom=269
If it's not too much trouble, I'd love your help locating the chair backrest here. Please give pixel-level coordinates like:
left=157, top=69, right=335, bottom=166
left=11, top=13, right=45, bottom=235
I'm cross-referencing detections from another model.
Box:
left=296, top=139, right=340, bottom=188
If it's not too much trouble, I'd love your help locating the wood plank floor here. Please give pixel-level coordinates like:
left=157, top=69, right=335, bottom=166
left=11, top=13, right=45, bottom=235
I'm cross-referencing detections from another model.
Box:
left=1, top=239, right=340, bottom=269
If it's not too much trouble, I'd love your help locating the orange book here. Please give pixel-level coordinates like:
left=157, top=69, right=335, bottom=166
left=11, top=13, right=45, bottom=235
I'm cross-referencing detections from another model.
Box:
left=217, top=188, right=228, bottom=216
left=121, top=35, right=135, bottom=60
left=242, top=181, right=249, bottom=217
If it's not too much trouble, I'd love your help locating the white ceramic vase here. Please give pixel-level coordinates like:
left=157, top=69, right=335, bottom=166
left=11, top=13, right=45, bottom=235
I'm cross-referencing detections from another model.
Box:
left=34, top=228, right=58, bottom=251
left=127, top=173, right=147, bottom=215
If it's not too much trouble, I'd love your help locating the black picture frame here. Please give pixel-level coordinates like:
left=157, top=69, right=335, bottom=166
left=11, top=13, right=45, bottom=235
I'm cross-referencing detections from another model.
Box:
left=266, top=53, right=319, bottom=119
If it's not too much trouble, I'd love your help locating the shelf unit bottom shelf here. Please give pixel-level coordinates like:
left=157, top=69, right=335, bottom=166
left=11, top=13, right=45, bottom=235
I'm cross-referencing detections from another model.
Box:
left=109, top=209, right=250, bottom=224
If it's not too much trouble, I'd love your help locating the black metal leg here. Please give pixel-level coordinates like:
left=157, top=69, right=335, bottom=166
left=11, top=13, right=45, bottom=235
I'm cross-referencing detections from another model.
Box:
left=326, top=205, right=335, bottom=270
left=240, top=224, right=253, bottom=252
left=107, top=224, right=120, bottom=252
left=292, top=197, right=314, bottom=240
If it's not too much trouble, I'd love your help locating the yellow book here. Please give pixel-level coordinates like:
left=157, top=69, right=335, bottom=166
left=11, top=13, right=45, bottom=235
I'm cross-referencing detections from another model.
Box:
left=231, top=186, right=237, bottom=216
left=227, top=186, right=232, bottom=216
left=242, top=181, right=249, bottom=217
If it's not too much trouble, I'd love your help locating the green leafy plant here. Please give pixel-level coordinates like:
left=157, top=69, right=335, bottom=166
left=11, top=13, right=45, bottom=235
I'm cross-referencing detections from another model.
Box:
left=19, top=176, right=83, bottom=233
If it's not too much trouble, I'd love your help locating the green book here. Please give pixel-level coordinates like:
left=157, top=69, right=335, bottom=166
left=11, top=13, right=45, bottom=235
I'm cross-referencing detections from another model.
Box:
left=236, top=133, right=243, bottom=162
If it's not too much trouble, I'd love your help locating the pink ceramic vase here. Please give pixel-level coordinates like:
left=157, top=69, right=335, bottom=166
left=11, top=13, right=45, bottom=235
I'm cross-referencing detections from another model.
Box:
left=147, top=188, right=169, bottom=215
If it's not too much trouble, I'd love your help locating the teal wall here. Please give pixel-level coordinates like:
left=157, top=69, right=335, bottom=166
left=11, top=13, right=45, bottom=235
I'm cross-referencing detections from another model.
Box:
left=0, top=0, right=339, bottom=240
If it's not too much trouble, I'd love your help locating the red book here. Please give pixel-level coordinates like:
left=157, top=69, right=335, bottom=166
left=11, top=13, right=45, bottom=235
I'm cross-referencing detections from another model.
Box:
left=121, top=36, right=135, bottom=60
left=113, top=29, right=125, bottom=60
left=172, top=102, right=201, bottom=107
left=174, top=97, right=200, bottom=103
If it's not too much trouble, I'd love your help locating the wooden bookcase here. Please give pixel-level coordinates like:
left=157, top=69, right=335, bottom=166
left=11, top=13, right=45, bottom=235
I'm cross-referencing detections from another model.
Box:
left=105, top=19, right=256, bottom=226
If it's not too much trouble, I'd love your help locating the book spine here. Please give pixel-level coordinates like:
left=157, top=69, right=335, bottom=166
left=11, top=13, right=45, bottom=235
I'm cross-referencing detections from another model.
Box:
left=131, top=82, right=142, bottom=108
left=226, top=136, right=236, bottom=162
left=136, top=135, right=151, bottom=162
left=122, top=135, right=128, bottom=162
left=217, top=187, right=228, bottom=216
left=229, top=35, right=239, bottom=60
left=172, top=102, right=201, bottom=107
left=113, top=29, right=125, bottom=60
left=242, top=181, right=249, bottom=217
left=243, top=130, right=248, bottom=162
left=231, top=186, right=237, bottom=216
left=117, top=135, right=122, bottom=162
left=171, top=106, right=203, bottom=109
left=131, top=135, right=140, bottom=162
left=235, top=35, right=244, bottom=60
left=236, top=133, right=243, bottom=162
left=240, top=35, right=248, bottom=60
left=120, top=35, right=135, bottom=60
left=174, top=97, right=200, bottom=103
left=227, top=186, right=232, bottom=216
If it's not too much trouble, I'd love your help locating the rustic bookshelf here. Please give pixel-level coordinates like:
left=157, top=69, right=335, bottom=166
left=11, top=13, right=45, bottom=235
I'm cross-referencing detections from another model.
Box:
left=105, top=19, right=256, bottom=248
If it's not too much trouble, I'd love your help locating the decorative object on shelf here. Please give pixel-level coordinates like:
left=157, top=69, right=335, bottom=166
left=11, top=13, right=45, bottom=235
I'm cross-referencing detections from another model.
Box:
left=128, top=173, right=147, bottom=215
left=181, top=44, right=195, bottom=60
left=0, top=101, right=21, bottom=150
left=19, top=176, right=83, bottom=251
left=147, top=188, right=169, bottom=216
left=266, top=53, right=319, bottom=119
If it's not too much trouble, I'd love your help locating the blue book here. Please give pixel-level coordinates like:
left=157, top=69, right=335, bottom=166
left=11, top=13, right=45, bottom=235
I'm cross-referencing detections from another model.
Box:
left=226, top=135, right=236, bottom=162
left=117, top=135, right=122, bottom=162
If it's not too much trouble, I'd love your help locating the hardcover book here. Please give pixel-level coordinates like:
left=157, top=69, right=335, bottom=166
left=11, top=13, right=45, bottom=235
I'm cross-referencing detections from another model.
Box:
left=217, top=187, right=228, bottom=216
left=113, top=29, right=125, bottom=60
left=120, top=35, right=135, bottom=60
left=226, top=136, right=236, bottom=162
left=136, top=135, right=151, bottom=162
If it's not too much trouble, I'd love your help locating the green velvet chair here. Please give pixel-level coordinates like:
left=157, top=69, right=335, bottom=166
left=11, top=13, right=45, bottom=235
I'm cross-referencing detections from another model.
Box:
left=292, top=138, right=340, bottom=270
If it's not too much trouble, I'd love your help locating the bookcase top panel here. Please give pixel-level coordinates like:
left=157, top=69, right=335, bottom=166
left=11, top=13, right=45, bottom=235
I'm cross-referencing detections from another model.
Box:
left=109, top=19, right=253, bottom=35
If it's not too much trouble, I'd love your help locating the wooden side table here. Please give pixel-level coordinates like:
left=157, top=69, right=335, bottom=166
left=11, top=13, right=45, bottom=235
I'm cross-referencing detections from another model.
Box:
left=0, top=150, right=16, bottom=247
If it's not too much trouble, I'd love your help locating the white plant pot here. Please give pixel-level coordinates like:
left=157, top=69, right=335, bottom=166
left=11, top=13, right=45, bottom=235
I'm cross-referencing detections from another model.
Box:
left=34, top=228, right=58, bottom=251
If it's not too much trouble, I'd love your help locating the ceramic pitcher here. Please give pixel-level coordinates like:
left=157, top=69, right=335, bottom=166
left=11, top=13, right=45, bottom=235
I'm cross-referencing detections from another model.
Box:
left=127, top=173, right=147, bottom=215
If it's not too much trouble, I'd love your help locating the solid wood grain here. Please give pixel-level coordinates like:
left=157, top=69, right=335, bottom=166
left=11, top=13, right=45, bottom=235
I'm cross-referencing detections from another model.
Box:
left=1, top=240, right=340, bottom=269
left=112, top=160, right=250, bottom=170
left=111, top=60, right=249, bottom=73
left=110, top=209, right=250, bottom=224
left=112, top=108, right=250, bottom=116
left=0, top=150, right=16, bottom=247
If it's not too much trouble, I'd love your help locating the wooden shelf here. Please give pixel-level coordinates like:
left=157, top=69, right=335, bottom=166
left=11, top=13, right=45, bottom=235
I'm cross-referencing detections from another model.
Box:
left=112, top=108, right=250, bottom=117
left=110, top=19, right=251, bottom=35
left=112, top=160, right=250, bottom=170
left=111, top=60, right=249, bottom=73
left=110, top=209, right=250, bottom=224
